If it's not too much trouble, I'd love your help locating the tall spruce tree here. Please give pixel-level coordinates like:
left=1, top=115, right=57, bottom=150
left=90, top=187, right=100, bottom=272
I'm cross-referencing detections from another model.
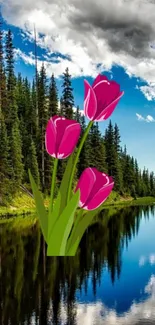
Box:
left=37, top=64, right=49, bottom=191
left=49, top=73, right=58, bottom=117
left=88, top=123, right=107, bottom=172
left=61, top=67, right=74, bottom=119
left=5, top=29, right=23, bottom=192
left=0, top=16, right=3, bottom=111
left=57, top=68, right=75, bottom=185
left=0, top=17, right=7, bottom=117
left=0, top=108, right=13, bottom=204
left=77, top=115, right=90, bottom=177
left=104, top=120, right=122, bottom=191
left=26, top=137, right=40, bottom=187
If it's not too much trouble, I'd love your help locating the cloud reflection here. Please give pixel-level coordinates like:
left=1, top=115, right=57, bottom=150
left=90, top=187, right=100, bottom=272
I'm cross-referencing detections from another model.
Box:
left=55, top=275, right=155, bottom=325
left=139, top=254, right=155, bottom=267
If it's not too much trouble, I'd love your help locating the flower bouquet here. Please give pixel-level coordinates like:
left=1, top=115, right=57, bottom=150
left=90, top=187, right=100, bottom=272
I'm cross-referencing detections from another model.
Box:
left=29, top=74, right=124, bottom=256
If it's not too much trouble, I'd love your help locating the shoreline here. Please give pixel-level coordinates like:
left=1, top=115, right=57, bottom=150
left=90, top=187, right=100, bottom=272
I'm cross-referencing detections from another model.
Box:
left=0, top=191, right=155, bottom=219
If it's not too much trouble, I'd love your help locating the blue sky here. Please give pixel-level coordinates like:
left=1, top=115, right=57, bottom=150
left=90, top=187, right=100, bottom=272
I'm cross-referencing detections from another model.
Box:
left=1, top=0, right=155, bottom=173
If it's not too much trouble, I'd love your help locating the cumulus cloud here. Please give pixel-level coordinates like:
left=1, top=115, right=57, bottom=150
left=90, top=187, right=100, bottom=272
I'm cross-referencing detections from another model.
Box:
left=1, top=0, right=155, bottom=99
left=136, top=84, right=155, bottom=101
left=136, top=113, right=155, bottom=122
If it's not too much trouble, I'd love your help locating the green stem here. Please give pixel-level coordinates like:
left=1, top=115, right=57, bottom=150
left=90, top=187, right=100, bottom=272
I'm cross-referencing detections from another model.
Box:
left=49, top=158, right=58, bottom=215
left=67, top=120, right=93, bottom=203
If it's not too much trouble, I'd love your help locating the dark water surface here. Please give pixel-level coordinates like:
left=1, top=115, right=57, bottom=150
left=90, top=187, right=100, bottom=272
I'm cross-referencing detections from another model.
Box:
left=1, top=205, right=155, bottom=325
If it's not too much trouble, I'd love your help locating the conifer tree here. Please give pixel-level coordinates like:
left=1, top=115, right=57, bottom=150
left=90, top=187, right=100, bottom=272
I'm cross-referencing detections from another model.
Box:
left=88, top=123, right=107, bottom=172
left=61, top=67, right=74, bottom=119
left=10, top=119, right=23, bottom=190
left=26, top=137, right=40, bottom=186
left=150, top=172, right=155, bottom=196
left=37, top=64, right=49, bottom=191
left=0, top=108, right=12, bottom=204
left=77, top=115, right=90, bottom=177
left=5, top=29, right=23, bottom=191
left=49, top=73, right=58, bottom=116
left=0, top=17, right=7, bottom=116
left=75, top=105, right=81, bottom=123
left=31, top=79, right=39, bottom=144
left=104, top=120, right=122, bottom=191
left=0, top=16, right=3, bottom=111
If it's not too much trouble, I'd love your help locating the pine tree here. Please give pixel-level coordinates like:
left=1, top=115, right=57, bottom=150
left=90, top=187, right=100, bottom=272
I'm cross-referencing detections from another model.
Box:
left=75, top=105, right=81, bottom=123
left=0, top=16, right=3, bottom=111
left=49, top=73, right=58, bottom=117
left=26, top=137, right=40, bottom=186
left=77, top=115, right=90, bottom=177
left=5, top=29, right=15, bottom=99
left=88, top=123, right=107, bottom=172
left=4, top=29, right=23, bottom=192
left=10, top=119, right=23, bottom=190
left=0, top=108, right=12, bottom=204
left=61, top=67, right=74, bottom=119
left=150, top=172, right=155, bottom=196
left=31, top=79, right=39, bottom=144
left=104, top=120, right=122, bottom=191
left=0, top=17, right=7, bottom=116
left=37, top=64, right=49, bottom=191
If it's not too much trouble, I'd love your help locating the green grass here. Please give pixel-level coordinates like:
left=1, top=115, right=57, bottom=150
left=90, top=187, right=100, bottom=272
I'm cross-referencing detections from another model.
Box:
left=0, top=190, right=155, bottom=219
left=0, top=192, right=36, bottom=217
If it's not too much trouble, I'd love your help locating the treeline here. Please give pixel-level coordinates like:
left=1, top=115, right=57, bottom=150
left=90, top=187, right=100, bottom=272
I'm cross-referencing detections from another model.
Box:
left=0, top=23, right=155, bottom=205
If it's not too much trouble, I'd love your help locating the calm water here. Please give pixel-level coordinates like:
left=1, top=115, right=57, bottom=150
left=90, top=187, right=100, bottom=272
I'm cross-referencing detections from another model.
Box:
left=1, top=205, right=155, bottom=325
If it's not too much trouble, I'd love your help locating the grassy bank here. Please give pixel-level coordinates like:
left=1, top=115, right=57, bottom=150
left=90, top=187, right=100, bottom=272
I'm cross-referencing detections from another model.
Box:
left=0, top=190, right=155, bottom=218
left=103, top=191, right=155, bottom=208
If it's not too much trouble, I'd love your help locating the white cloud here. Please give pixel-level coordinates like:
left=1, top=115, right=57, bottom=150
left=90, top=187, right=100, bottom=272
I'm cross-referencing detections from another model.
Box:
left=2, top=0, right=155, bottom=100
left=136, top=84, right=155, bottom=101
left=136, top=113, right=155, bottom=122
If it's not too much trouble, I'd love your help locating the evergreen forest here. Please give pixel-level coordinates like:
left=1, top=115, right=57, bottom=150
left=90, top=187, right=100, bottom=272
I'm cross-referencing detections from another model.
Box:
left=0, top=22, right=155, bottom=206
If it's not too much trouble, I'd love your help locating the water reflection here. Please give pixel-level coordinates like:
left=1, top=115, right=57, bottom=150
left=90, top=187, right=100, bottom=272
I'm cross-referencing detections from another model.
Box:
left=0, top=205, right=155, bottom=324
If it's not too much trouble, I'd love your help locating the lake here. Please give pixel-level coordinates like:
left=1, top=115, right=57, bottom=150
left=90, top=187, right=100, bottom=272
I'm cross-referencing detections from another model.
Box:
left=1, top=205, right=155, bottom=325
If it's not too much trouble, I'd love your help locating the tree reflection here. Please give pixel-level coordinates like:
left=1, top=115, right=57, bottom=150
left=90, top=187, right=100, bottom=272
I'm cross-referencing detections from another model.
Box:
left=0, top=205, right=154, bottom=325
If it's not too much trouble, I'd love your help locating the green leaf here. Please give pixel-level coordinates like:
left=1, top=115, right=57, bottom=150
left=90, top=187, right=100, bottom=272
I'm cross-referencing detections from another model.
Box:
left=66, top=205, right=101, bottom=256
left=48, top=192, right=61, bottom=241
left=28, top=169, right=48, bottom=243
left=47, top=154, right=74, bottom=242
left=59, top=154, right=74, bottom=215
left=47, top=189, right=80, bottom=256
left=65, top=208, right=84, bottom=253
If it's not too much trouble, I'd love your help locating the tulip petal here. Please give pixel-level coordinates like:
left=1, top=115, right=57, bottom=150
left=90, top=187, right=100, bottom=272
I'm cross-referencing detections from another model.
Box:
left=95, top=91, right=124, bottom=121
left=92, top=74, right=108, bottom=88
left=93, top=79, right=121, bottom=120
left=75, top=168, right=96, bottom=208
left=84, top=168, right=112, bottom=204
left=84, top=182, right=114, bottom=210
left=84, top=80, right=97, bottom=120
left=45, top=118, right=56, bottom=157
left=52, top=116, right=68, bottom=153
left=57, top=122, right=81, bottom=159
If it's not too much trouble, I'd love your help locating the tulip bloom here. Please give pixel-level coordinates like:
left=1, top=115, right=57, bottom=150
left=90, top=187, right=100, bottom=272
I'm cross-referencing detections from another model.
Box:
left=75, top=167, right=114, bottom=210
left=45, top=115, right=81, bottom=159
left=84, top=74, right=124, bottom=121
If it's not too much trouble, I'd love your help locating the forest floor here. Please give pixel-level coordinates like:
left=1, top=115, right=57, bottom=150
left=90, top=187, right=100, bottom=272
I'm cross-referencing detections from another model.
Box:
left=0, top=190, right=155, bottom=218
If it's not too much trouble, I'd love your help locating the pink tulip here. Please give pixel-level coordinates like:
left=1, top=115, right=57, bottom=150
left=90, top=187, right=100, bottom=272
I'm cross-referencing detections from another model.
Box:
left=75, top=168, right=114, bottom=210
left=45, top=115, right=81, bottom=159
left=84, top=74, right=124, bottom=121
